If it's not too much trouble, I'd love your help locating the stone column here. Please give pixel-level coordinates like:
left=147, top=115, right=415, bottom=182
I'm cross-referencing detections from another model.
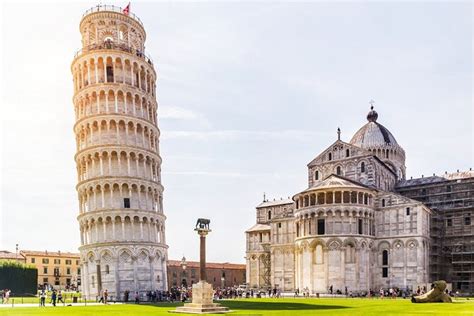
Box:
left=199, top=231, right=208, bottom=281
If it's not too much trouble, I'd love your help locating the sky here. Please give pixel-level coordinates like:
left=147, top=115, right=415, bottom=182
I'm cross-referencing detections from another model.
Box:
left=0, top=1, right=472, bottom=264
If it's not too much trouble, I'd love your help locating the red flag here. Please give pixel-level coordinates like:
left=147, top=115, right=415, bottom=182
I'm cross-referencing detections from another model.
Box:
left=123, top=3, right=130, bottom=15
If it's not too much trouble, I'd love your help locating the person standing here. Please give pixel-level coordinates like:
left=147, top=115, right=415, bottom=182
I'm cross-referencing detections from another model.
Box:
left=51, top=290, right=57, bottom=307
left=40, top=290, right=46, bottom=307
left=104, top=289, right=108, bottom=304
left=4, top=289, right=10, bottom=304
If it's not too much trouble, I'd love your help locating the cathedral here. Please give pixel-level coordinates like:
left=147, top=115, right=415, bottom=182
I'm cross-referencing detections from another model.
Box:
left=245, top=106, right=433, bottom=293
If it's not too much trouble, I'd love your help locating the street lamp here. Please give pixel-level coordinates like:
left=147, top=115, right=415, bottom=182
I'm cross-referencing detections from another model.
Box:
left=15, top=244, right=18, bottom=261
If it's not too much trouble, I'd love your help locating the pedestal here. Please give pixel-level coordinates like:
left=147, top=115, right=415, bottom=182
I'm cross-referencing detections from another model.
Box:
left=170, top=281, right=230, bottom=314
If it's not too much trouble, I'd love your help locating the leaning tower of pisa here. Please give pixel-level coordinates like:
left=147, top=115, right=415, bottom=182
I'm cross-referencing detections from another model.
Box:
left=71, top=5, right=167, bottom=299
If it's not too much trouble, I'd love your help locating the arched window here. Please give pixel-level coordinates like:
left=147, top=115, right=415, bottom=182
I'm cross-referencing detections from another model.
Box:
left=346, top=149, right=350, bottom=157
left=314, top=170, right=319, bottom=180
left=382, top=249, right=389, bottom=277
left=328, top=152, right=332, bottom=161
left=296, top=223, right=300, bottom=237
left=268, top=210, right=272, bottom=220
left=336, top=166, right=342, bottom=175
left=382, top=250, right=389, bottom=266
left=360, top=162, right=366, bottom=173
left=382, top=199, right=386, bottom=207
left=105, top=265, right=110, bottom=274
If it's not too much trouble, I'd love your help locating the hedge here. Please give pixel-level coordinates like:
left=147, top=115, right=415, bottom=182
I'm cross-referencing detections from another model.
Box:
left=0, top=261, right=37, bottom=295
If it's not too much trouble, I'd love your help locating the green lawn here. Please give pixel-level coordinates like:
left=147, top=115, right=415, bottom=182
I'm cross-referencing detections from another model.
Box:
left=0, top=298, right=473, bottom=315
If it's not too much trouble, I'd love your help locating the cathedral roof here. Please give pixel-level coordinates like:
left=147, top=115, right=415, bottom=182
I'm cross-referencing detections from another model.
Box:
left=350, top=107, right=399, bottom=148
left=300, top=174, right=374, bottom=194
left=256, top=198, right=293, bottom=208
left=245, top=223, right=271, bottom=233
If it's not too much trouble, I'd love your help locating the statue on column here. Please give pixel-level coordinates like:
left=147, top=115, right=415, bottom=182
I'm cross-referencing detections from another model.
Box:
left=171, top=219, right=230, bottom=314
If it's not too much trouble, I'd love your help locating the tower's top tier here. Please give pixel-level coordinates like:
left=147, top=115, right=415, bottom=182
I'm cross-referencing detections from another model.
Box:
left=79, top=5, right=146, bottom=53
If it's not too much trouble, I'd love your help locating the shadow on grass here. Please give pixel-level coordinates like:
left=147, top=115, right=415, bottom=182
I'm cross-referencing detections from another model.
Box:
left=215, top=300, right=350, bottom=311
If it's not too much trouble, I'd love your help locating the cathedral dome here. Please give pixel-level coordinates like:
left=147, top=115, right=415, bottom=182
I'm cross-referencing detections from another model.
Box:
left=350, top=106, right=399, bottom=148
left=349, top=105, right=406, bottom=180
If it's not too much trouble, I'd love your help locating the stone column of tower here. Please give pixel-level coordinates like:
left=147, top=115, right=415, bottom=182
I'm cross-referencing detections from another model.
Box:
left=71, top=5, right=167, bottom=299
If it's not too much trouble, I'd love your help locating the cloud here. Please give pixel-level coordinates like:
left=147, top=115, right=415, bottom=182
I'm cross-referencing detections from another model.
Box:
left=161, top=129, right=329, bottom=141
left=159, top=105, right=211, bottom=128
left=160, top=106, right=199, bottom=120
left=163, top=170, right=299, bottom=179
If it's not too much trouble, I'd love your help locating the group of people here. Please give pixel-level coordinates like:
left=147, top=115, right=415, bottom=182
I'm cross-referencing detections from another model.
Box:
left=0, top=289, right=11, bottom=304
left=38, top=289, right=65, bottom=307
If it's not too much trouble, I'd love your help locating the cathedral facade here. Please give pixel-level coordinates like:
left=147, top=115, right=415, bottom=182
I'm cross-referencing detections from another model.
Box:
left=245, top=107, right=432, bottom=293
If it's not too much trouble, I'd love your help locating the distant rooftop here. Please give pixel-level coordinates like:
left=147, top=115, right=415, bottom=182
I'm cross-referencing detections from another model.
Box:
left=0, top=251, right=25, bottom=261
left=20, top=250, right=80, bottom=258
left=397, top=169, right=473, bottom=187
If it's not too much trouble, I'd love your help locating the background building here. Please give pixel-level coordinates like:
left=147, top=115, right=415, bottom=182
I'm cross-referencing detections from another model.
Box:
left=72, top=5, right=167, bottom=299
left=20, top=250, right=81, bottom=290
left=167, top=258, right=246, bottom=289
left=397, top=171, right=474, bottom=294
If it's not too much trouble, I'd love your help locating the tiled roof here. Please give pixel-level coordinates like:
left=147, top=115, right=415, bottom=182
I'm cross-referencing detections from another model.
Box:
left=0, top=251, right=25, bottom=260
left=397, top=170, right=474, bottom=188
left=20, top=250, right=80, bottom=258
left=167, top=260, right=245, bottom=270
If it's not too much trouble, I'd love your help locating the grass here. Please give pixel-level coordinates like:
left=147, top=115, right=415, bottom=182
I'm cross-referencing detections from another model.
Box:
left=0, top=298, right=473, bottom=315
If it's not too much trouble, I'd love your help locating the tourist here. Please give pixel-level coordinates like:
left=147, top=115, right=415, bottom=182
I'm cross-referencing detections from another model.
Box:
left=51, top=290, right=57, bottom=307
left=329, top=285, right=333, bottom=294
left=57, top=290, right=64, bottom=304
left=124, top=290, right=129, bottom=302
left=40, top=290, right=46, bottom=307
left=135, top=291, right=140, bottom=304
left=104, top=289, right=108, bottom=304
left=345, top=286, right=348, bottom=296
left=4, top=289, right=10, bottom=304
left=379, top=288, right=384, bottom=299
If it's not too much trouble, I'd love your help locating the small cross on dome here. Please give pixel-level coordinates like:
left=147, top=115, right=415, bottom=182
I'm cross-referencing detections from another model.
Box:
left=369, top=99, right=375, bottom=110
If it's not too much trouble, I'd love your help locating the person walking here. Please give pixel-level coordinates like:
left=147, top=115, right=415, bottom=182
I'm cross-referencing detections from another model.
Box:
left=134, top=291, right=140, bottom=304
left=57, top=291, right=64, bottom=304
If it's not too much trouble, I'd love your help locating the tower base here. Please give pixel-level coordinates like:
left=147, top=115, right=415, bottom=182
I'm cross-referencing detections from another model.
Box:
left=169, top=281, right=230, bottom=314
